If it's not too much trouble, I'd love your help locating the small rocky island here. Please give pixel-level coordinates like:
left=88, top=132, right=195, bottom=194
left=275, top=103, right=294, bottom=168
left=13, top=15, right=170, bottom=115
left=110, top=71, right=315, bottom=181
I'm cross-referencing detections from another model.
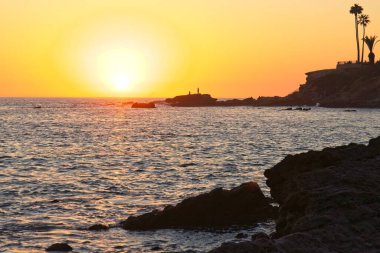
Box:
left=165, top=92, right=255, bottom=107
left=131, top=102, right=156, bottom=108
left=165, top=64, right=380, bottom=108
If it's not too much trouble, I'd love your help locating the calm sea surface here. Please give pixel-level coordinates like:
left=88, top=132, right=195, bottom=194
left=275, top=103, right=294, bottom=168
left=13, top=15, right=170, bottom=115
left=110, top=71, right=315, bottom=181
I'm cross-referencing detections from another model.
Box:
left=1, top=98, right=379, bottom=253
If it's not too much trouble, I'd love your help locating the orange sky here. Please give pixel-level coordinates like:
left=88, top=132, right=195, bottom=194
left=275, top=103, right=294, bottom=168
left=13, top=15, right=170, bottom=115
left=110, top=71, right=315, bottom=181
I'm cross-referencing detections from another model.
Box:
left=1, top=1, right=380, bottom=98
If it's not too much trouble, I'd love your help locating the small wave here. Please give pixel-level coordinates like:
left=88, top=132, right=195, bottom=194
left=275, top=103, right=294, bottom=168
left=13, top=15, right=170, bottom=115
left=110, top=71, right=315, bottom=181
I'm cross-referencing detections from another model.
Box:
left=0, top=223, right=66, bottom=232
left=179, top=163, right=197, bottom=168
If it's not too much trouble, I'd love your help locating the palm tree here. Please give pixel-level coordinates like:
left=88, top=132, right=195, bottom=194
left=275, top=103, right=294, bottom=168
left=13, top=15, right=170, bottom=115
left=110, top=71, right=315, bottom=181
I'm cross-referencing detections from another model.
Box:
left=363, top=35, right=379, bottom=64
left=350, top=4, right=363, bottom=63
left=358, top=14, right=370, bottom=62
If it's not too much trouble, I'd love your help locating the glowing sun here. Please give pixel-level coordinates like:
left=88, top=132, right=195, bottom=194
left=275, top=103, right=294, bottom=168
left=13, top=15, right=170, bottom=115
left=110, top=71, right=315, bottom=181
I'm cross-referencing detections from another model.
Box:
left=96, top=48, right=146, bottom=92
left=61, top=19, right=183, bottom=96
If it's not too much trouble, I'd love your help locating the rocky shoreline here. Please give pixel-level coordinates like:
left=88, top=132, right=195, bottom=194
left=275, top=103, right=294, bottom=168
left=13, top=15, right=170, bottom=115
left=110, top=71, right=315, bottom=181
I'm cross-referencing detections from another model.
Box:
left=58, top=136, right=380, bottom=252
left=118, top=136, right=380, bottom=252
left=210, top=136, right=380, bottom=253
left=89, top=136, right=380, bottom=253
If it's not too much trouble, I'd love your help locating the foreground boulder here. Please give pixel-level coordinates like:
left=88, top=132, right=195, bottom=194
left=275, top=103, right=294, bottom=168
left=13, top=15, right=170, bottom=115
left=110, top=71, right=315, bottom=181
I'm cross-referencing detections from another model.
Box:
left=210, top=136, right=380, bottom=253
left=121, top=182, right=277, bottom=230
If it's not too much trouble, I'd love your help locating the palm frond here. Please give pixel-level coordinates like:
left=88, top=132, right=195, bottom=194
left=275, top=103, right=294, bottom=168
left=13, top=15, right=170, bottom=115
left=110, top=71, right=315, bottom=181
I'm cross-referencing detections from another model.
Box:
left=363, top=36, right=378, bottom=52
left=350, top=4, right=363, bottom=15
left=358, top=14, right=370, bottom=26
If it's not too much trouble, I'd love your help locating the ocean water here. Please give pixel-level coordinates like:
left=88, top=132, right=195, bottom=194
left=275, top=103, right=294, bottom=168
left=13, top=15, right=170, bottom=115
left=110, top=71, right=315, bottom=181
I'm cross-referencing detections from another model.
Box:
left=0, top=98, right=379, bottom=253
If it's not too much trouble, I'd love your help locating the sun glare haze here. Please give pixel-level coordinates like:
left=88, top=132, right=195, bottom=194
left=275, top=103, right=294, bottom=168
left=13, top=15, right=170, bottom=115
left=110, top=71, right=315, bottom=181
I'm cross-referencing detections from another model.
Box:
left=1, top=0, right=380, bottom=98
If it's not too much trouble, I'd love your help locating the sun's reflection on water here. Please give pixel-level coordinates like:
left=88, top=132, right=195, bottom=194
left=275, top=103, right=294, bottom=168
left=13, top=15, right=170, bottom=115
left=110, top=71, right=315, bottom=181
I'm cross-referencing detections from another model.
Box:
left=0, top=98, right=379, bottom=252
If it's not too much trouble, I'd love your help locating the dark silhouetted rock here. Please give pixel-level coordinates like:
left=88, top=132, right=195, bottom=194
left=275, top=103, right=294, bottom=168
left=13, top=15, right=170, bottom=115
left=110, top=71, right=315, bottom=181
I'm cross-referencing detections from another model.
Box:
left=165, top=93, right=256, bottom=107
left=255, top=66, right=380, bottom=108
left=165, top=93, right=218, bottom=107
left=151, top=246, right=162, bottom=251
left=120, top=182, right=277, bottom=230
left=217, top=97, right=255, bottom=106
left=131, top=102, right=156, bottom=108
left=88, top=224, right=109, bottom=231
left=255, top=96, right=284, bottom=106
left=210, top=136, right=380, bottom=253
left=235, top=233, right=248, bottom=239
left=251, top=232, right=270, bottom=241
left=46, top=243, right=73, bottom=252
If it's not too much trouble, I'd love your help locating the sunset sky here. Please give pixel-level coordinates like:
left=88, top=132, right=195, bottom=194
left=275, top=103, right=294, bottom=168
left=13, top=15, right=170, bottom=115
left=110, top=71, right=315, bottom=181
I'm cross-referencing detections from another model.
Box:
left=1, top=1, right=380, bottom=98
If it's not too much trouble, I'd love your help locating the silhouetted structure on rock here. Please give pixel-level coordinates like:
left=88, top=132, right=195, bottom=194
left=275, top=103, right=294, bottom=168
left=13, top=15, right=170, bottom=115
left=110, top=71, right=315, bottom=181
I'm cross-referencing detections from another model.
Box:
left=165, top=93, right=256, bottom=107
left=166, top=93, right=218, bottom=107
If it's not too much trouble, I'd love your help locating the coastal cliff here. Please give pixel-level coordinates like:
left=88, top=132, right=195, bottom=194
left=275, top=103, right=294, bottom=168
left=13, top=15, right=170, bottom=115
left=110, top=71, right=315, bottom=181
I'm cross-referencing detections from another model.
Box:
left=256, top=65, right=380, bottom=107
left=210, top=136, right=380, bottom=253
left=88, top=136, right=380, bottom=252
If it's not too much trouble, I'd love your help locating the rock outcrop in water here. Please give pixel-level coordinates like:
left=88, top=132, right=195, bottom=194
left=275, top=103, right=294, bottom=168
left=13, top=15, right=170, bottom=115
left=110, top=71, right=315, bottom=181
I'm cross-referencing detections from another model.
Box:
left=165, top=94, right=256, bottom=107
left=88, top=224, right=109, bottom=231
left=165, top=93, right=218, bottom=107
left=120, top=182, right=277, bottom=230
left=131, top=102, right=156, bottom=108
left=210, top=136, right=380, bottom=253
left=46, top=243, right=73, bottom=252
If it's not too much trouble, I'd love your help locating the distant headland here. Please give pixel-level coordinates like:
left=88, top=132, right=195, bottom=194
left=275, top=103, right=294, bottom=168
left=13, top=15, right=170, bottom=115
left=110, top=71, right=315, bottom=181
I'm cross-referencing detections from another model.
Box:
left=165, top=63, right=380, bottom=108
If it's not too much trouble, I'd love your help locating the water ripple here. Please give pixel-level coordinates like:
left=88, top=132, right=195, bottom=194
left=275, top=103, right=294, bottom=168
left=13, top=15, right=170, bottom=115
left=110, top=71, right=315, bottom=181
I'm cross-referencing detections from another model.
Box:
left=0, top=98, right=379, bottom=252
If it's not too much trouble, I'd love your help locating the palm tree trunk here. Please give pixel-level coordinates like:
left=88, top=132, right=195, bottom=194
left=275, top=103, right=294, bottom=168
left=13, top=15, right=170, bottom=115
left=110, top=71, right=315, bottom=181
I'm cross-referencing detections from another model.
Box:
left=369, top=51, right=375, bottom=64
left=355, top=14, right=360, bottom=63
left=361, top=26, right=366, bottom=63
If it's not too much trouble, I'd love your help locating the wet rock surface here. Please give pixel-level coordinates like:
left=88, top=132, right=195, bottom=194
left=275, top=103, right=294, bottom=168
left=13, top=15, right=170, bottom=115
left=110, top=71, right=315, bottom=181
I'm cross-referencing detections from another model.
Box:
left=88, top=224, right=109, bottom=231
left=210, top=136, right=380, bottom=253
left=121, top=182, right=277, bottom=230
